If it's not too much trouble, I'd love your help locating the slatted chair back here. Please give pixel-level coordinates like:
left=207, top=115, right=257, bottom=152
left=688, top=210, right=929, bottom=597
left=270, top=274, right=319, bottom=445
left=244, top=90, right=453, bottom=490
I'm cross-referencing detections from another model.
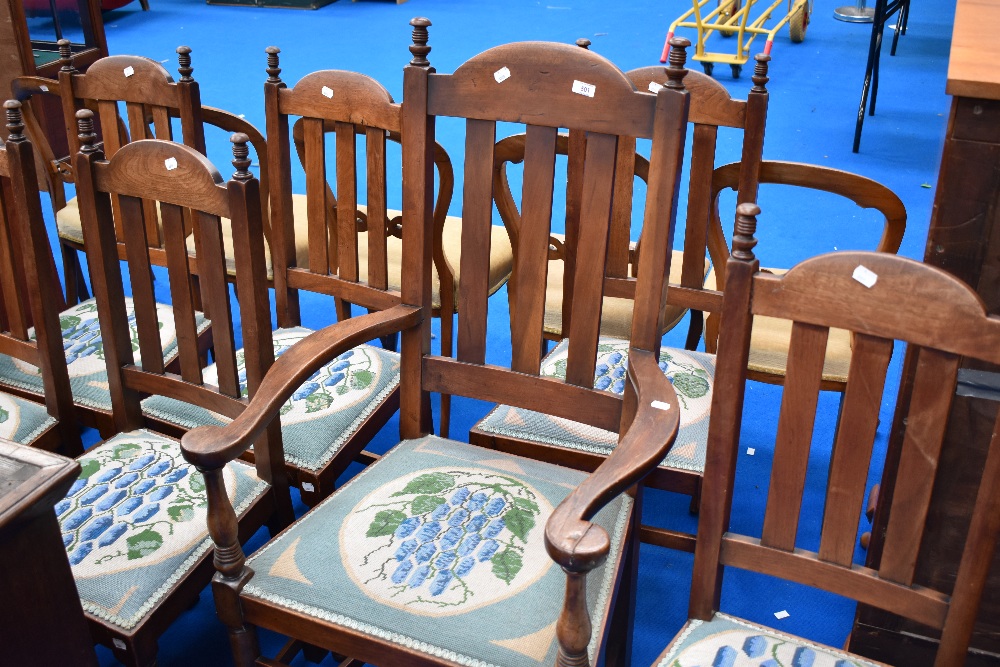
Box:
left=262, top=53, right=454, bottom=334
left=0, top=101, right=80, bottom=454
left=72, top=110, right=284, bottom=486
left=691, top=204, right=1000, bottom=665
left=399, top=24, right=690, bottom=439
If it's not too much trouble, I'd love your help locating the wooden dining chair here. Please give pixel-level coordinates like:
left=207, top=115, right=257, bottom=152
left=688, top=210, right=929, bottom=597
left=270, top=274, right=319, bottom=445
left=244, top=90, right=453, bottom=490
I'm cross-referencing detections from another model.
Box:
left=179, top=20, right=689, bottom=667
left=0, top=101, right=81, bottom=455
left=263, top=46, right=514, bottom=438
left=704, top=160, right=906, bottom=391
left=469, top=48, right=771, bottom=551
left=63, top=114, right=288, bottom=667
left=649, top=204, right=999, bottom=667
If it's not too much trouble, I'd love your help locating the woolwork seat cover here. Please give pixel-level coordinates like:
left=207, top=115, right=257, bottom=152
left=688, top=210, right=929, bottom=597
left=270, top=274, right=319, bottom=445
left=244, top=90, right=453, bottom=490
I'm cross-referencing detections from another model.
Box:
left=57, top=429, right=267, bottom=630
left=476, top=337, right=715, bottom=474
left=655, top=613, right=887, bottom=667
left=0, top=297, right=206, bottom=411
left=142, top=327, right=400, bottom=472
left=748, top=315, right=852, bottom=384
left=0, top=392, right=56, bottom=444
left=243, top=436, right=631, bottom=666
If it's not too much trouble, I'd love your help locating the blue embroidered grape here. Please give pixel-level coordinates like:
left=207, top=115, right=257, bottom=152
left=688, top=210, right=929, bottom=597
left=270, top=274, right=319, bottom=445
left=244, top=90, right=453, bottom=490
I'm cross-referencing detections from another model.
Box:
left=408, top=564, right=431, bottom=588
left=148, top=485, right=174, bottom=502
left=456, top=556, right=476, bottom=577
left=792, top=648, right=816, bottom=667
left=164, top=468, right=188, bottom=484
left=743, top=635, right=767, bottom=657
left=62, top=532, right=73, bottom=548
left=429, top=569, right=452, bottom=596
left=448, top=507, right=469, bottom=526
left=63, top=507, right=92, bottom=531
left=127, top=454, right=156, bottom=471
left=435, top=551, right=456, bottom=569
left=337, top=350, right=354, bottom=361
left=414, top=542, right=437, bottom=563
left=331, top=360, right=350, bottom=372
left=759, top=661, right=779, bottom=667
left=117, top=496, right=143, bottom=516
left=94, top=491, right=126, bottom=512
left=114, top=472, right=140, bottom=489
left=395, top=516, right=421, bottom=538
left=322, top=373, right=345, bottom=387
left=130, top=503, right=160, bottom=524
left=457, top=533, right=481, bottom=556
left=55, top=499, right=71, bottom=517
left=79, top=515, right=113, bottom=542
left=98, top=522, right=128, bottom=548
left=484, top=518, right=505, bottom=539
left=450, top=487, right=470, bottom=505
left=612, top=365, right=626, bottom=379
left=146, top=460, right=172, bottom=477
left=68, top=541, right=93, bottom=566
left=430, top=503, right=450, bottom=521
left=711, top=646, right=737, bottom=667
left=612, top=379, right=625, bottom=393
left=595, top=375, right=613, bottom=390
left=391, top=559, right=413, bottom=584
left=394, top=539, right=418, bottom=561
left=416, top=521, right=441, bottom=542
left=467, top=514, right=487, bottom=533
left=439, top=526, right=463, bottom=550
left=834, top=661, right=855, bottom=667
left=133, top=478, right=156, bottom=495
left=292, top=382, right=320, bottom=400
left=467, top=492, right=488, bottom=511
left=484, top=497, right=506, bottom=516
left=607, top=351, right=623, bottom=365
left=93, top=466, right=123, bottom=484
left=477, top=539, right=499, bottom=562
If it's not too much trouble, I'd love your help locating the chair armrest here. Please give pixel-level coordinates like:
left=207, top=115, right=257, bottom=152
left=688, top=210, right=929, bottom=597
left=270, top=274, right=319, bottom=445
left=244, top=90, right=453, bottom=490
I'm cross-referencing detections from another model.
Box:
left=544, top=348, right=680, bottom=570
left=181, top=304, right=421, bottom=470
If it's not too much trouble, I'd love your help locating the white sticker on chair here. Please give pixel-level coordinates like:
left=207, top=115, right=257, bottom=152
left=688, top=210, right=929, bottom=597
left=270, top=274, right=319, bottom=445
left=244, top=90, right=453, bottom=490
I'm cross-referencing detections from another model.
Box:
left=39, top=84, right=49, bottom=92
left=571, top=80, right=596, bottom=97
left=123, top=66, right=134, bottom=77
left=648, top=81, right=664, bottom=93
left=494, top=66, right=511, bottom=83
left=113, top=638, right=127, bottom=650
left=747, top=447, right=756, bottom=456
left=321, top=86, right=334, bottom=99
left=301, top=482, right=315, bottom=492
left=164, top=157, right=178, bottom=171
left=651, top=400, right=671, bottom=411
left=774, top=610, right=790, bottom=620
left=852, top=265, right=878, bottom=288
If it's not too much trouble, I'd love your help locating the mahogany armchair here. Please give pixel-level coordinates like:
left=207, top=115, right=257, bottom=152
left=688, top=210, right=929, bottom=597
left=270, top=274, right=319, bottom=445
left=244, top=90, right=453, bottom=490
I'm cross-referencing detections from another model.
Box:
left=180, top=20, right=689, bottom=667
left=651, top=204, right=997, bottom=667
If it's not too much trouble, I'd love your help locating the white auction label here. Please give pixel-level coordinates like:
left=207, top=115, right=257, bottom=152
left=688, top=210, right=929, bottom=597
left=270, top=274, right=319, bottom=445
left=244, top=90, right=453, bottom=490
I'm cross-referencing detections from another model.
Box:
left=39, top=85, right=49, bottom=92
left=321, top=86, right=334, bottom=99
left=494, top=66, right=511, bottom=83
left=852, top=265, right=878, bottom=288
left=571, top=80, right=596, bottom=97
left=651, top=400, right=672, bottom=411
left=648, top=81, right=664, bottom=93
left=123, top=66, right=134, bottom=77
left=164, top=157, right=178, bottom=171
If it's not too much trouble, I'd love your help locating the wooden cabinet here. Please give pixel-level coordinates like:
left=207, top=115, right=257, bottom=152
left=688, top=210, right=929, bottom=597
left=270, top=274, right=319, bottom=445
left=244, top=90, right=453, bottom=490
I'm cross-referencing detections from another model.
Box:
left=848, top=1, right=1000, bottom=663
left=0, top=440, right=97, bottom=666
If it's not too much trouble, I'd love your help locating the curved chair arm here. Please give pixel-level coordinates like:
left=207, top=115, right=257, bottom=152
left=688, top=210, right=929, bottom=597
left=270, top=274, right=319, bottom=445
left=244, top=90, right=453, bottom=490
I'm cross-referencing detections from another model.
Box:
left=544, top=348, right=680, bottom=664
left=181, top=304, right=421, bottom=470
left=708, top=160, right=907, bottom=291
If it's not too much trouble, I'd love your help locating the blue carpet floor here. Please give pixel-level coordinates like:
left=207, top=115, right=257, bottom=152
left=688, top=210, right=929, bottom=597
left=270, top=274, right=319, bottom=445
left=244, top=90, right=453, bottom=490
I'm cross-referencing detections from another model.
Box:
left=41, top=0, right=956, bottom=663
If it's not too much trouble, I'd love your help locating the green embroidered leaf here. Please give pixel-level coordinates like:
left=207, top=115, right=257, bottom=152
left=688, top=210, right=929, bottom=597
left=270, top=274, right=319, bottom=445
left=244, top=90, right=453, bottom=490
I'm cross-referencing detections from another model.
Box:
left=60, top=315, right=81, bottom=330
left=304, top=391, right=334, bottom=414
left=512, top=497, right=540, bottom=514
left=77, top=303, right=98, bottom=313
left=112, top=443, right=142, bottom=460
left=0, top=407, right=8, bottom=424
left=504, top=508, right=536, bottom=542
left=367, top=509, right=407, bottom=537
left=126, top=529, right=163, bottom=560
left=350, top=370, right=374, bottom=390
left=168, top=504, right=195, bottom=522
left=79, top=459, right=101, bottom=479
left=491, top=548, right=523, bottom=584
left=597, top=344, right=614, bottom=353
left=336, top=384, right=349, bottom=395
left=672, top=372, right=709, bottom=399
left=189, top=474, right=205, bottom=493
left=279, top=403, right=293, bottom=416
left=411, top=495, right=447, bottom=515
left=392, top=472, right=455, bottom=497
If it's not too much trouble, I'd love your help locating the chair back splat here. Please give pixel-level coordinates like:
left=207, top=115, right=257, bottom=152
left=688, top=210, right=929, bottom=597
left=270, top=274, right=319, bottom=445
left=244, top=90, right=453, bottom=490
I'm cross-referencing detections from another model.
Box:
left=674, top=202, right=1000, bottom=667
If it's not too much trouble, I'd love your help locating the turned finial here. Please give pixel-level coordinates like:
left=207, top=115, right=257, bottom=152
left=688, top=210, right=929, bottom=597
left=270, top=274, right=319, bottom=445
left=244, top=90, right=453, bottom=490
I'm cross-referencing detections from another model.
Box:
left=76, top=109, right=98, bottom=154
left=752, top=53, right=770, bottom=93
left=732, top=203, right=760, bottom=261
left=58, top=39, right=75, bottom=73
left=265, top=46, right=282, bottom=83
left=575, top=38, right=591, bottom=50
left=231, top=133, right=252, bottom=181
left=4, top=100, right=25, bottom=142
left=665, top=37, right=690, bottom=89
left=409, top=17, right=432, bottom=67
left=177, top=46, right=194, bottom=82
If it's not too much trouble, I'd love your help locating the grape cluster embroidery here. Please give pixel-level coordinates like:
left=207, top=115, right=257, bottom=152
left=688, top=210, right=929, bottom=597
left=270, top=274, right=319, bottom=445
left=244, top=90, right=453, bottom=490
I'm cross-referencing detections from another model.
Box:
left=57, top=438, right=235, bottom=576
left=343, top=467, right=552, bottom=613
left=672, top=629, right=866, bottom=667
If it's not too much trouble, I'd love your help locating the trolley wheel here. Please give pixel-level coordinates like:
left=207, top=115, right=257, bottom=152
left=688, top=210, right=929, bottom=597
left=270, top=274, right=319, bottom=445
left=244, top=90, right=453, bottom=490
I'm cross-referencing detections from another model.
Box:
left=789, top=0, right=809, bottom=42
left=731, top=64, right=742, bottom=78
left=718, top=0, right=741, bottom=37
left=701, top=62, right=715, bottom=76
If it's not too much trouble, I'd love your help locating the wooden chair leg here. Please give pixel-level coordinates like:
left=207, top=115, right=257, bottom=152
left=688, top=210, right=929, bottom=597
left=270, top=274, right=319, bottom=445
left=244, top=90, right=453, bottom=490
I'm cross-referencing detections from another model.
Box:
left=212, top=576, right=261, bottom=667
left=438, top=308, right=454, bottom=438
left=605, top=486, right=642, bottom=667
left=60, top=243, right=90, bottom=306
left=110, top=631, right=159, bottom=667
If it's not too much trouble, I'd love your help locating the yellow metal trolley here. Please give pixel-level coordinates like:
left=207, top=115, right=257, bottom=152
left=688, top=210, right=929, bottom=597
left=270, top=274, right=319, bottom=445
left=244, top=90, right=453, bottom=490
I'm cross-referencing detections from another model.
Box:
left=661, top=0, right=811, bottom=76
